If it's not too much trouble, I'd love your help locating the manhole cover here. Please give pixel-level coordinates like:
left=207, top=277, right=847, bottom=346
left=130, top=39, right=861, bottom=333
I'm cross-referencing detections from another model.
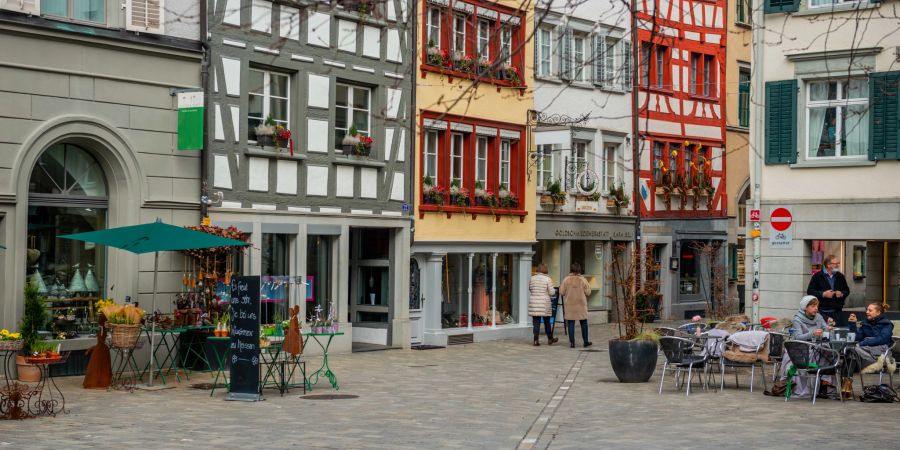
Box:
left=407, top=364, right=440, bottom=368
left=580, top=349, right=605, bottom=352
left=300, top=394, right=359, bottom=400
left=411, top=345, right=445, bottom=350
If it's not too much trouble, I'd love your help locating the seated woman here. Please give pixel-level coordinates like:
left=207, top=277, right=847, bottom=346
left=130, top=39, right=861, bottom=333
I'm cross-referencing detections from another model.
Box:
left=846, top=302, right=895, bottom=374
left=792, top=296, right=830, bottom=342
left=772, top=296, right=835, bottom=398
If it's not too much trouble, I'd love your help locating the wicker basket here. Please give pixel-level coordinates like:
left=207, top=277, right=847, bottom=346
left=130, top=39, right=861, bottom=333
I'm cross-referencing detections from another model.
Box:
left=108, top=323, right=141, bottom=348
left=0, top=340, right=24, bottom=351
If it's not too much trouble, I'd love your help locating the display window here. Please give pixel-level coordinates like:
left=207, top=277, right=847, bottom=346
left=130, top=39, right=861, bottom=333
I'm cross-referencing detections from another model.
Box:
left=27, top=143, right=108, bottom=334
left=441, top=252, right=518, bottom=329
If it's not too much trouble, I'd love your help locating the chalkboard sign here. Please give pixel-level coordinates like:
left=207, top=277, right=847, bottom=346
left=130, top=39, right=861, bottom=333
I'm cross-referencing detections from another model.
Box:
left=226, top=276, right=261, bottom=401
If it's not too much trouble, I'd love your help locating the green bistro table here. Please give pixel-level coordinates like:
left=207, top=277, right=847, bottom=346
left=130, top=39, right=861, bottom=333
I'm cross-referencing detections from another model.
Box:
left=259, top=338, right=286, bottom=396
left=178, top=325, right=215, bottom=379
left=140, top=327, right=186, bottom=384
left=206, top=336, right=231, bottom=397
left=304, top=332, right=344, bottom=391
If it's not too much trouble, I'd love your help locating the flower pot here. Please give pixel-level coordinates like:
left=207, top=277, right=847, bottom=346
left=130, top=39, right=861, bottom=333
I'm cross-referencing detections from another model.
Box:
left=342, top=144, right=356, bottom=155
left=608, top=339, right=658, bottom=383
left=16, top=354, right=41, bottom=382
left=256, top=134, right=274, bottom=147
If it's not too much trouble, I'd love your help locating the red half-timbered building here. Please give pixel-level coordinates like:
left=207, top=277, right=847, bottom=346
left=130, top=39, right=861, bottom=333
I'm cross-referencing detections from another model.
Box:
left=634, top=0, right=729, bottom=319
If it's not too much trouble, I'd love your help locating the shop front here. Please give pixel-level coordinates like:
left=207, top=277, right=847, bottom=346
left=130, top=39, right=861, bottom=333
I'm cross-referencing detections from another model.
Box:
left=534, top=216, right=635, bottom=323
left=210, top=211, right=411, bottom=353
left=412, top=242, right=532, bottom=346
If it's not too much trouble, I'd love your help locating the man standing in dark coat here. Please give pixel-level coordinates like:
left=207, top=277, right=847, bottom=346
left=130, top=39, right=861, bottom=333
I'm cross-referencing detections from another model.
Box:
left=806, top=255, right=850, bottom=326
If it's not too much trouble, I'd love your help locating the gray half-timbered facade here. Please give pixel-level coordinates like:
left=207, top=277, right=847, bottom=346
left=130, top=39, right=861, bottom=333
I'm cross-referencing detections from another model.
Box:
left=206, top=0, right=413, bottom=350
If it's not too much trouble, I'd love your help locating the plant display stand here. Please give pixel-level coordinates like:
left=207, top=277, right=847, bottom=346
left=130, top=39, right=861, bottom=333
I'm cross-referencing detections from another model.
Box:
left=25, top=353, right=70, bottom=417
left=1, top=348, right=34, bottom=420
left=109, top=342, right=141, bottom=392
left=304, top=332, right=344, bottom=390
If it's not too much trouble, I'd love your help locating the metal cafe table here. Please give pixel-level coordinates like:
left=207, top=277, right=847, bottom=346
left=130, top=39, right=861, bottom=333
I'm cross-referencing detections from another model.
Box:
left=304, top=331, right=344, bottom=391
left=259, top=337, right=308, bottom=396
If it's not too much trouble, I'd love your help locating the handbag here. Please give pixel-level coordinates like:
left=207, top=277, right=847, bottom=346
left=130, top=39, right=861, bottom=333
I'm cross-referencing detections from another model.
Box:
left=858, top=384, right=900, bottom=403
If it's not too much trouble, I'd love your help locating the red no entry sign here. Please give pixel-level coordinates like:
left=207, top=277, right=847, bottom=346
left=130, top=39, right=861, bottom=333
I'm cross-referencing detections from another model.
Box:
left=770, top=208, right=792, bottom=232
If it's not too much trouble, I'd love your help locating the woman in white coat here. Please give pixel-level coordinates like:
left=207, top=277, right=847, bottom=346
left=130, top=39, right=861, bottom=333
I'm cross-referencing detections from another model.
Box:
left=529, top=263, right=558, bottom=346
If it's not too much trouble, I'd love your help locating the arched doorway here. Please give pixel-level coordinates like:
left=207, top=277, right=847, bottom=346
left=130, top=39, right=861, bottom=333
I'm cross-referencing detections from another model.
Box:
left=27, top=143, right=108, bottom=333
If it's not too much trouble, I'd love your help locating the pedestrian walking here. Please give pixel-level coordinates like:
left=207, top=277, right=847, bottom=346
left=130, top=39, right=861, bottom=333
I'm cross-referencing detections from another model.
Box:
left=806, top=255, right=850, bottom=325
left=529, top=263, right=558, bottom=346
left=559, top=263, right=592, bottom=348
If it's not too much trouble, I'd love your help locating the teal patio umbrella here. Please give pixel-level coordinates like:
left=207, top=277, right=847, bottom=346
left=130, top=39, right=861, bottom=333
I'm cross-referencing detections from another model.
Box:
left=61, top=219, right=248, bottom=387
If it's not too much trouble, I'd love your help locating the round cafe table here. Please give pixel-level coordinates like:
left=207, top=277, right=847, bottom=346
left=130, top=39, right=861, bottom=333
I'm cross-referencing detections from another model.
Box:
left=303, top=332, right=344, bottom=390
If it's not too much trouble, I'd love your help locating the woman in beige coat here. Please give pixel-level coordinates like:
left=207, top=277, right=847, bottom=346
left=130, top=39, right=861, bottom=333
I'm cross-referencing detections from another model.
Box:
left=528, top=263, right=558, bottom=346
left=559, top=263, right=592, bottom=348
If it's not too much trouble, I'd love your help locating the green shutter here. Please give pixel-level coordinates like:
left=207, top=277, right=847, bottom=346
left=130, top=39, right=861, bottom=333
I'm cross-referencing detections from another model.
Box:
left=765, top=0, right=800, bottom=13
left=765, top=80, right=798, bottom=165
left=560, top=27, right=572, bottom=81
left=868, top=71, right=900, bottom=161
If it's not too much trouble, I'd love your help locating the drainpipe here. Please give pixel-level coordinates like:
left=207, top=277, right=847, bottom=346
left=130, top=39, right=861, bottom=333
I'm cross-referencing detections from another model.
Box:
left=408, top=0, right=418, bottom=242
left=199, top=0, right=210, bottom=218
left=630, top=1, right=641, bottom=292
left=884, top=242, right=888, bottom=309
left=750, top=3, right=764, bottom=324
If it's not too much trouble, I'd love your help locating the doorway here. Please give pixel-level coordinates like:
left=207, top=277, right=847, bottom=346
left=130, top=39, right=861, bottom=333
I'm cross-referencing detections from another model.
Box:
left=349, top=228, right=392, bottom=347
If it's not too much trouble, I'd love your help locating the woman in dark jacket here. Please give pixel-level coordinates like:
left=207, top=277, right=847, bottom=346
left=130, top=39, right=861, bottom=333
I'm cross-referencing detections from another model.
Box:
left=846, top=303, right=895, bottom=371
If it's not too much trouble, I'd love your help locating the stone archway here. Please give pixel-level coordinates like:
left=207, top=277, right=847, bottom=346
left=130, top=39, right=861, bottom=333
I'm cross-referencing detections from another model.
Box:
left=4, top=116, right=146, bottom=326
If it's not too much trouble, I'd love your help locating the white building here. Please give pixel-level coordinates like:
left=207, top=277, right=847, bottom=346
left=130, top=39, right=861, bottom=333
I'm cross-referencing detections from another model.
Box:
left=753, top=0, right=900, bottom=319
left=531, top=0, right=635, bottom=321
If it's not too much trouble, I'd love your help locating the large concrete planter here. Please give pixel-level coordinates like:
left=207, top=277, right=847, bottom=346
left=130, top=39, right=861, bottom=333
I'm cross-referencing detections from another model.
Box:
left=608, top=339, right=658, bottom=383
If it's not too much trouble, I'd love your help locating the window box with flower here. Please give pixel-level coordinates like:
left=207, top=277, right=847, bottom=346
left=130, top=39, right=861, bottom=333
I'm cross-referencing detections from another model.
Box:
left=427, top=40, right=449, bottom=67
left=341, top=125, right=373, bottom=157
left=422, top=176, right=446, bottom=205
left=498, top=184, right=518, bottom=209
left=255, top=116, right=296, bottom=156
left=473, top=181, right=497, bottom=207
left=449, top=180, right=470, bottom=207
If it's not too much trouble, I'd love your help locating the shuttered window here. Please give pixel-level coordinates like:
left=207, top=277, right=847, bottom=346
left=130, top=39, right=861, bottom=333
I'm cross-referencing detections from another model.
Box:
left=127, top=0, right=164, bottom=34
left=764, top=80, right=798, bottom=164
left=868, top=71, right=900, bottom=161
left=764, top=0, right=800, bottom=13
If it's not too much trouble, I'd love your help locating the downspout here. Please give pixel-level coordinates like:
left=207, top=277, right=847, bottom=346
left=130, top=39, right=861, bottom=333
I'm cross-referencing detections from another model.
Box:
left=630, top=1, right=641, bottom=290
left=409, top=0, right=418, bottom=241
left=200, top=0, right=210, bottom=218
left=750, top=0, right=764, bottom=324
left=884, top=242, right=888, bottom=309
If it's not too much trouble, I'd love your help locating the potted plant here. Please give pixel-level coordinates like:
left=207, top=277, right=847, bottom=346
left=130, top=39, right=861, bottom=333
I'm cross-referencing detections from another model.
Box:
left=101, top=303, right=144, bottom=348
left=16, top=281, right=47, bottom=382
left=476, top=56, right=492, bottom=77
left=449, top=180, right=470, bottom=207
left=498, top=184, right=518, bottom=208
left=354, top=134, right=374, bottom=157
left=607, top=244, right=661, bottom=383
left=422, top=176, right=446, bottom=205
left=473, top=181, right=496, bottom=207
left=540, top=178, right=566, bottom=207
left=497, top=62, right=510, bottom=80
left=342, top=125, right=361, bottom=155
left=607, top=182, right=630, bottom=214
left=506, top=66, right=522, bottom=86
left=453, top=51, right=473, bottom=73
left=273, top=124, right=294, bottom=156
left=426, top=40, right=447, bottom=67
left=254, top=116, right=276, bottom=147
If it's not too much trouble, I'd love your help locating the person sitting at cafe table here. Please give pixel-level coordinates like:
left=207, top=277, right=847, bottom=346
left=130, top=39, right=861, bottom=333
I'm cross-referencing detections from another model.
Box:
left=844, top=303, right=895, bottom=374
left=792, top=295, right=832, bottom=342
left=770, top=295, right=838, bottom=399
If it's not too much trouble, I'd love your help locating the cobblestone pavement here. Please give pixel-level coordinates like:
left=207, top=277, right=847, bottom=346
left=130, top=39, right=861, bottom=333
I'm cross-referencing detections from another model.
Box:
left=2, top=324, right=899, bottom=449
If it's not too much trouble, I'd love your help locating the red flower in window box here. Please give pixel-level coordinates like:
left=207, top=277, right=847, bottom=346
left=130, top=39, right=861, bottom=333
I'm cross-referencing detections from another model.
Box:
left=274, top=125, right=294, bottom=156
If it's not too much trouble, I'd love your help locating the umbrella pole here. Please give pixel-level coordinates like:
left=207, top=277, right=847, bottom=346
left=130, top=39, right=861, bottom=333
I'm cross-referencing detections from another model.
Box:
left=149, top=251, right=159, bottom=387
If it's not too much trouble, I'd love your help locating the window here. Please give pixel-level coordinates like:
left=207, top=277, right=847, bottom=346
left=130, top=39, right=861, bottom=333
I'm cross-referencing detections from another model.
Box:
left=248, top=69, right=290, bottom=141
left=684, top=145, right=694, bottom=186
left=427, top=7, right=441, bottom=47
left=573, top=35, right=586, bottom=82
left=499, top=139, right=511, bottom=189
left=451, top=133, right=465, bottom=185
left=809, top=0, right=863, bottom=8
left=736, top=0, right=750, bottom=24
left=537, top=28, right=552, bottom=77
left=335, top=84, right=371, bottom=148
left=478, top=20, right=491, bottom=59
left=653, top=141, right=664, bottom=185
left=655, top=46, right=666, bottom=88
left=738, top=68, right=751, bottom=128
left=690, top=53, right=699, bottom=95
left=261, top=233, right=291, bottom=324
left=603, top=36, right=616, bottom=83
left=28, top=144, right=108, bottom=331
left=476, top=137, right=488, bottom=186
left=668, top=143, right=678, bottom=174
left=570, top=141, right=587, bottom=189
left=424, top=130, right=439, bottom=182
left=43, top=0, right=106, bottom=24
left=453, top=14, right=466, bottom=55
left=806, top=79, right=869, bottom=158
left=500, top=27, right=512, bottom=66
left=536, top=144, right=555, bottom=190
left=703, top=55, right=715, bottom=97
left=441, top=252, right=518, bottom=328
left=640, top=42, right=651, bottom=87
left=603, top=143, right=619, bottom=192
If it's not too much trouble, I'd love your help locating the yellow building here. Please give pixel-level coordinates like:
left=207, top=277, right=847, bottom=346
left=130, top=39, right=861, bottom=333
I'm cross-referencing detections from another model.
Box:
left=724, top=0, right=752, bottom=309
left=410, top=0, right=535, bottom=345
